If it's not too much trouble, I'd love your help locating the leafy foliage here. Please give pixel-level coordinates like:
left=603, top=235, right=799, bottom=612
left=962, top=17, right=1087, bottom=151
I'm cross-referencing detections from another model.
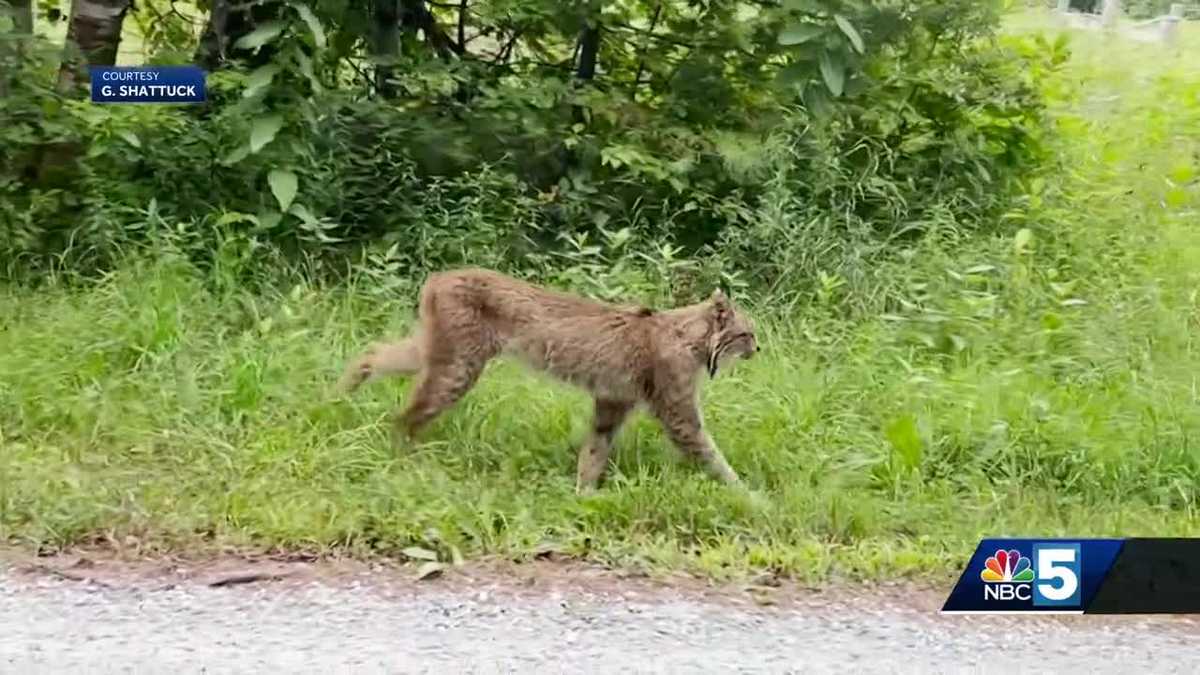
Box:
left=3, top=0, right=1056, bottom=299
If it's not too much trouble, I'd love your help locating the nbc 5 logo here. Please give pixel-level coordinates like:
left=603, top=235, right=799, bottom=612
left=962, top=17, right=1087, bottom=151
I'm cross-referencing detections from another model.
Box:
left=979, top=543, right=1082, bottom=606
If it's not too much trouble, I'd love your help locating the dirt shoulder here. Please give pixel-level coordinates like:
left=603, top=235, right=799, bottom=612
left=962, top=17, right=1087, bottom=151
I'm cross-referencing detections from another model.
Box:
left=2, top=545, right=938, bottom=612
left=4, top=545, right=1200, bottom=633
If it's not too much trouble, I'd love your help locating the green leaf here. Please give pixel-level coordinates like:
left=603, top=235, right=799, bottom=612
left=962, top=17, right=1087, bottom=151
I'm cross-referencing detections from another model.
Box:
left=1041, top=312, right=1064, bottom=331
left=776, top=62, right=811, bottom=85
left=963, top=264, right=997, bottom=275
left=1014, top=227, right=1034, bottom=253
left=819, top=49, right=845, bottom=97
left=294, top=50, right=324, bottom=94
left=842, top=73, right=868, bottom=97
left=233, top=20, right=286, bottom=51
left=267, top=169, right=298, bottom=212
left=415, top=561, right=447, bottom=580
left=801, top=83, right=833, bottom=117
left=402, top=546, right=439, bottom=561
left=778, top=23, right=825, bottom=45
left=220, top=144, right=250, bottom=166
left=834, top=14, right=864, bottom=53
left=258, top=209, right=283, bottom=231
left=1168, top=163, right=1195, bottom=184
left=1165, top=187, right=1189, bottom=208
left=214, top=211, right=259, bottom=227
left=288, top=203, right=318, bottom=224
left=294, top=4, right=326, bottom=49
left=243, top=64, right=280, bottom=99
left=117, top=130, right=141, bottom=148
left=900, top=132, right=935, bottom=153
left=885, top=415, right=923, bottom=473
left=249, top=114, right=283, bottom=153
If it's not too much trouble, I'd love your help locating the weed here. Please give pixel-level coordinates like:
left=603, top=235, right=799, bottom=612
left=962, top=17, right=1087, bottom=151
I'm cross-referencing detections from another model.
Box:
left=2, top=12, right=1198, bottom=582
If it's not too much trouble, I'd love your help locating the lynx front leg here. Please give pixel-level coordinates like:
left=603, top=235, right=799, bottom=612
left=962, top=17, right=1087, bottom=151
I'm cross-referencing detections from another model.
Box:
left=576, top=398, right=635, bottom=494
left=649, top=396, right=740, bottom=485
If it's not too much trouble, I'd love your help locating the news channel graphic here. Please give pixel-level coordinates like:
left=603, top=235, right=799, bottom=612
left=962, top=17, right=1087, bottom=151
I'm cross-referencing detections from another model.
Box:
left=941, top=537, right=1200, bottom=614
left=90, top=65, right=206, bottom=104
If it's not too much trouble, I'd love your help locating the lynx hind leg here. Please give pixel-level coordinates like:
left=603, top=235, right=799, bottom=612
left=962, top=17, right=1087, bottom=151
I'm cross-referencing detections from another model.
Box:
left=649, top=395, right=740, bottom=485
left=393, top=356, right=489, bottom=444
left=576, top=399, right=635, bottom=494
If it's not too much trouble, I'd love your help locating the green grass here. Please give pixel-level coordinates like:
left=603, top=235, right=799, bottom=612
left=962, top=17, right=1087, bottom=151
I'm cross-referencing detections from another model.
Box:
left=2, top=13, right=1199, bottom=583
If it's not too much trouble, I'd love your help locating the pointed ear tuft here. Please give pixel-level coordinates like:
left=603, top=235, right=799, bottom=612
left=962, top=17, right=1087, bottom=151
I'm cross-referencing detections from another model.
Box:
left=710, top=288, right=731, bottom=327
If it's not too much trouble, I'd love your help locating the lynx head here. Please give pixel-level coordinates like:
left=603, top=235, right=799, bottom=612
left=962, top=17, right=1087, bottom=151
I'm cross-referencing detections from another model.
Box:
left=706, top=289, right=758, bottom=377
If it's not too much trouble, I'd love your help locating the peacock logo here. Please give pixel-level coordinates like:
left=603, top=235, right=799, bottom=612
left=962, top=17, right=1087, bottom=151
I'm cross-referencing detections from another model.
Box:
left=980, top=548, right=1035, bottom=583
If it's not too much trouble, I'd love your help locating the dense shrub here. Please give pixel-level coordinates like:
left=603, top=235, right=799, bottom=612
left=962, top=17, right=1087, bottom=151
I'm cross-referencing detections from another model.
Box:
left=2, top=0, right=1062, bottom=290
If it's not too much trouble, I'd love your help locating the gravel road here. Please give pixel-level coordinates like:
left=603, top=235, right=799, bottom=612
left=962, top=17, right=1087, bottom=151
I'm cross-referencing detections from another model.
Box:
left=2, top=561, right=1198, bottom=674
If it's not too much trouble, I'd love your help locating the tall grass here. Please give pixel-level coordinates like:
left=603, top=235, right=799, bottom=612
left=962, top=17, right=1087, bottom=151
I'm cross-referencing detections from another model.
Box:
left=1, top=12, right=1198, bottom=581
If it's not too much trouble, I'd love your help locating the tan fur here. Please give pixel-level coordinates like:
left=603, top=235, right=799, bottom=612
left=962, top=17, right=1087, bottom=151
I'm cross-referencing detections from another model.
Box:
left=338, top=267, right=759, bottom=493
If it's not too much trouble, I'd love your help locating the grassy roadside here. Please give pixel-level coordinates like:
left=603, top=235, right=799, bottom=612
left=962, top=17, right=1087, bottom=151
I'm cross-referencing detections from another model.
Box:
left=2, top=12, right=1198, bottom=583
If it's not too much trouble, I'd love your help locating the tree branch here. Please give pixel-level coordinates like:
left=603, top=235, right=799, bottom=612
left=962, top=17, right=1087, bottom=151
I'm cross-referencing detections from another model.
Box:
left=494, top=28, right=523, bottom=65
left=456, top=0, right=467, bottom=52
left=631, top=3, right=662, bottom=98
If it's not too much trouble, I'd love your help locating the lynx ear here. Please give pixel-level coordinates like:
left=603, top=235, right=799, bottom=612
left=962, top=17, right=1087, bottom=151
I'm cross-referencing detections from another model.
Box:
left=710, top=288, right=731, bottom=327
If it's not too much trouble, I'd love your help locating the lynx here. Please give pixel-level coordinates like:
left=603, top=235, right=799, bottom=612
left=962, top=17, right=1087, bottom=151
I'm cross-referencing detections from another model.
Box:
left=338, top=267, right=759, bottom=493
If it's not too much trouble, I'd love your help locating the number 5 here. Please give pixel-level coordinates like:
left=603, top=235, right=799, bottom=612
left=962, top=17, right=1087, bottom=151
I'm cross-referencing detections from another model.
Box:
left=1034, top=544, right=1081, bottom=606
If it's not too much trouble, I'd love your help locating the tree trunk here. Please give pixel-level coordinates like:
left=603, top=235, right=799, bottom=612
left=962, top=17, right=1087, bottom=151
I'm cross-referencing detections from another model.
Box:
left=7, top=0, right=33, bottom=33
left=56, top=0, right=133, bottom=94
left=400, top=0, right=462, bottom=59
left=194, top=0, right=279, bottom=72
left=194, top=0, right=239, bottom=71
left=576, top=25, right=600, bottom=82
left=371, top=0, right=401, bottom=98
left=571, top=23, right=601, bottom=126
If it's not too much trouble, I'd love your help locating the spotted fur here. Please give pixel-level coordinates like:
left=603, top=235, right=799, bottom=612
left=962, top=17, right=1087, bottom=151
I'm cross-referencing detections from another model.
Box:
left=337, top=267, right=759, bottom=493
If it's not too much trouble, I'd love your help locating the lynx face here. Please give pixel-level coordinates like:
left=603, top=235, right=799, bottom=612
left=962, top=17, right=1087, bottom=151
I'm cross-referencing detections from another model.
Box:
left=707, top=291, right=759, bottom=377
